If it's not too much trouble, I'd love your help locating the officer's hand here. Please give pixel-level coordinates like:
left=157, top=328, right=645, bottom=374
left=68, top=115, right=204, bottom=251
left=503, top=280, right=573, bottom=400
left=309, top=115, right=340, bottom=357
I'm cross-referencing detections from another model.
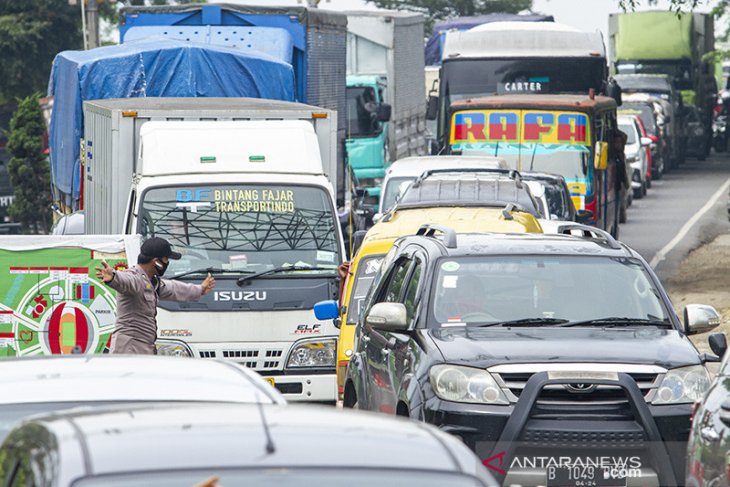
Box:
left=201, top=273, right=216, bottom=295
left=94, top=260, right=114, bottom=283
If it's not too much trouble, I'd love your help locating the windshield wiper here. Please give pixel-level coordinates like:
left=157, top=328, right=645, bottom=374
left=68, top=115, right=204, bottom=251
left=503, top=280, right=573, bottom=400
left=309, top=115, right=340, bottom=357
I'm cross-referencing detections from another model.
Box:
left=559, top=317, right=672, bottom=328
left=477, top=317, right=569, bottom=327
left=169, top=267, right=255, bottom=280
left=237, top=265, right=337, bottom=286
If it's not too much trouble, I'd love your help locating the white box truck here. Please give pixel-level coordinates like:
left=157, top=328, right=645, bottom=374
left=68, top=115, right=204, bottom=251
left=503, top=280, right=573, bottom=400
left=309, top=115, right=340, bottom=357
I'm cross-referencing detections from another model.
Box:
left=83, top=98, right=344, bottom=402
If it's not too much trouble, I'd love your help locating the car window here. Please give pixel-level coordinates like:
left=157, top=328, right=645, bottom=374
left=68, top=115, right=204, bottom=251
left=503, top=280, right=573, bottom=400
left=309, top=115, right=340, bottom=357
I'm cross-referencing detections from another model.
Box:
left=403, top=257, right=424, bottom=325
left=619, top=123, right=637, bottom=144
left=382, top=258, right=412, bottom=303
left=346, top=254, right=386, bottom=324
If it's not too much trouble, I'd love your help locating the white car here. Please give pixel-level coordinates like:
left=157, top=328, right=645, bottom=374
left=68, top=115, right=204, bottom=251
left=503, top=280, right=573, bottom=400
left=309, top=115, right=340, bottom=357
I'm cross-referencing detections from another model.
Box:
left=378, top=155, right=508, bottom=218
left=0, top=355, right=284, bottom=441
left=619, top=115, right=652, bottom=199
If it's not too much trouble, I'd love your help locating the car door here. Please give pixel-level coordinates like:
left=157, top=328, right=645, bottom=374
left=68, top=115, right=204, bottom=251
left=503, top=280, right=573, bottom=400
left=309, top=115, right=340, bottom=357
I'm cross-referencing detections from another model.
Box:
left=362, top=254, right=413, bottom=414
left=385, top=248, right=426, bottom=416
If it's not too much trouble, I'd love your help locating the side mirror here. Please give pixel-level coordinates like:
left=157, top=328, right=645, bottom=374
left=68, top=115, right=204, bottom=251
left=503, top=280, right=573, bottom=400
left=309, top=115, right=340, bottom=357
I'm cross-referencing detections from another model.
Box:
left=352, top=230, right=367, bottom=257
left=709, top=333, right=728, bottom=359
left=355, top=187, right=367, bottom=198
left=640, top=137, right=652, bottom=147
left=426, top=95, right=439, bottom=121
left=372, top=212, right=383, bottom=224
left=377, top=103, right=392, bottom=122
left=607, top=79, right=622, bottom=106
left=575, top=210, right=592, bottom=224
left=683, top=304, right=721, bottom=335
left=594, top=141, right=608, bottom=171
left=366, top=302, right=408, bottom=332
left=314, top=300, right=340, bottom=321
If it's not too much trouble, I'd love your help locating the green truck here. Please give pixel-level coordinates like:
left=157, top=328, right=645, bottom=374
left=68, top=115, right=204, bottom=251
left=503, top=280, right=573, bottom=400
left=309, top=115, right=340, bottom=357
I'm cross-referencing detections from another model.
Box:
left=609, top=11, right=716, bottom=138
left=345, top=11, right=427, bottom=207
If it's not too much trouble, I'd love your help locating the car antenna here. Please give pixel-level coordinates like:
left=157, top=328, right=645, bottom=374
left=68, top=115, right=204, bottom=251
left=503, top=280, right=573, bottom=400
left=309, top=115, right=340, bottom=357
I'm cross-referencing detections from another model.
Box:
left=256, top=393, right=276, bottom=454
left=528, top=142, right=538, bottom=171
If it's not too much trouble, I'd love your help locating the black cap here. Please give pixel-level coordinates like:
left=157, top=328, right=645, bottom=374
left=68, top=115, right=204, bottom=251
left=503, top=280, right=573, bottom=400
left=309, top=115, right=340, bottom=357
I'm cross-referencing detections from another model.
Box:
left=140, top=237, right=181, bottom=260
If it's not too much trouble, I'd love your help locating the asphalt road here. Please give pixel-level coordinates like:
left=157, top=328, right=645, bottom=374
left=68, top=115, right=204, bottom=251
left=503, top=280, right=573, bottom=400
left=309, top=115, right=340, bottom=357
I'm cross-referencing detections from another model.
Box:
left=619, top=152, right=730, bottom=283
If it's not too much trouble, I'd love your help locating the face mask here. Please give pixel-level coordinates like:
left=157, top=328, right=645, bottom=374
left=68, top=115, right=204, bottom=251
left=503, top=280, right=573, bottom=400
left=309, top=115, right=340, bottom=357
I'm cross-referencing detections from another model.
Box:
left=154, top=259, right=169, bottom=277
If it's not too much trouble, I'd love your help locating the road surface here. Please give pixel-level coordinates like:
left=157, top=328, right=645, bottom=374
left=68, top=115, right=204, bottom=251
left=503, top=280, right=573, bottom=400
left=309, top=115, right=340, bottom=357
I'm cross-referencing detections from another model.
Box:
left=619, top=152, right=730, bottom=282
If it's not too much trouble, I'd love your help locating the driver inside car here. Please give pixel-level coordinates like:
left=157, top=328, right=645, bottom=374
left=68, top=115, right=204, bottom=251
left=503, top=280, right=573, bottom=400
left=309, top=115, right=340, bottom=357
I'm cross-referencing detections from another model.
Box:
left=438, top=274, right=489, bottom=322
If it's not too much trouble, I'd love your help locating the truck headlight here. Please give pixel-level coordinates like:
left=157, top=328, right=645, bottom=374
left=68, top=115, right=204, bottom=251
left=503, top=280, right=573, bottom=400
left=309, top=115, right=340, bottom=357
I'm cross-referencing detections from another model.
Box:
left=286, top=339, right=337, bottom=368
left=156, top=339, right=193, bottom=357
left=652, top=365, right=710, bottom=404
left=429, top=364, right=509, bottom=405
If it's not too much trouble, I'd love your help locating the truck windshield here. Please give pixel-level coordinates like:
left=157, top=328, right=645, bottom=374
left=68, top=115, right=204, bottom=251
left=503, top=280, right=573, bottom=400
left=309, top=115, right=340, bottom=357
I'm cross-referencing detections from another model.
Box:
left=346, top=86, right=380, bottom=137
left=138, top=184, right=340, bottom=276
left=440, top=57, right=606, bottom=113
left=430, top=255, right=669, bottom=326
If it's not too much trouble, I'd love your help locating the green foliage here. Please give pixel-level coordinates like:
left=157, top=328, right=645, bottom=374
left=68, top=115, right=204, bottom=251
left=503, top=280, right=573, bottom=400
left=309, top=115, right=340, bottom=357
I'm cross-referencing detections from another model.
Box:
left=101, top=0, right=207, bottom=26
left=6, top=94, right=51, bottom=234
left=366, top=0, right=533, bottom=33
left=0, top=1, right=82, bottom=104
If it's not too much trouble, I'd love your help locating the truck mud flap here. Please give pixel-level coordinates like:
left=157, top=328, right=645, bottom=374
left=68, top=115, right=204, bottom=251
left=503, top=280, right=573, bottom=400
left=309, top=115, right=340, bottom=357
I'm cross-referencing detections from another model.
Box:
left=488, top=371, right=677, bottom=487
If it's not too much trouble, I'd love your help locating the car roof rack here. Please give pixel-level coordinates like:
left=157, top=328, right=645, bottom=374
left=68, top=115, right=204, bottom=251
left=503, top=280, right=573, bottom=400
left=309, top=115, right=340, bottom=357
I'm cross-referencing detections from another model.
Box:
left=416, top=224, right=458, bottom=249
left=555, top=223, right=622, bottom=250
left=411, top=168, right=522, bottom=189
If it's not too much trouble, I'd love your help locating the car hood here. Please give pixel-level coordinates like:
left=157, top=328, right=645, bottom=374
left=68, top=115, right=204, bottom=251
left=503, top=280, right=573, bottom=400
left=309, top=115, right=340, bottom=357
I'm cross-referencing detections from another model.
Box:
left=427, top=326, right=701, bottom=370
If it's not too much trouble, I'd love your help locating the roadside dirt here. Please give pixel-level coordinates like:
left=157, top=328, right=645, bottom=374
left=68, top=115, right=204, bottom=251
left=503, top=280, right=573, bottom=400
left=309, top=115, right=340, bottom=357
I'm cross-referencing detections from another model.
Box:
left=667, top=233, right=730, bottom=355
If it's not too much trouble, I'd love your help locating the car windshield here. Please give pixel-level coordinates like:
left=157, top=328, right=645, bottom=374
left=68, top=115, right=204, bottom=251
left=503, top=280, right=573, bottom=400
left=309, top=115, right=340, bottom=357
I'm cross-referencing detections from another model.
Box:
left=0, top=402, right=119, bottom=443
left=347, top=86, right=380, bottom=138
left=620, top=104, right=657, bottom=134
left=381, top=177, right=414, bottom=213
left=138, top=185, right=340, bottom=276
left=492, top=147, right=589, bottom=181
left=73, top=469, right=487, bottom=487
left=619, top=123, right=638, bottom=144
left=430, top=255, right=669, bottom=326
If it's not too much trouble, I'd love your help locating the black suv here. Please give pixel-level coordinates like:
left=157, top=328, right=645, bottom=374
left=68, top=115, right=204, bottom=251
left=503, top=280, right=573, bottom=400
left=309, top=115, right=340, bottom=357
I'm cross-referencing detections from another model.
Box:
left=343, top=224, right=724, bottom=487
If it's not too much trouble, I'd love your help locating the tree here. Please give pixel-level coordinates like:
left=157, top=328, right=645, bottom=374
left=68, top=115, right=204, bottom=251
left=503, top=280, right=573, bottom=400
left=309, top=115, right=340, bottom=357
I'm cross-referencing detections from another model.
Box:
left=366, top=0, right=533, bottom=32
left=6, top=94, right=51, bottom=234
left=0, top=1, right=82, bottom=105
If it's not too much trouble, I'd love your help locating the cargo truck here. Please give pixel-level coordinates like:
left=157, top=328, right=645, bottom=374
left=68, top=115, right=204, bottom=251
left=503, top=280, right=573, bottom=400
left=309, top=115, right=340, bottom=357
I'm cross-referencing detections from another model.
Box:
left=428, top=22, right=620, bottom=154
left=120, top=4, right=349, bottom=206
left=609, top=11, right=716, bottom=148
left=344, top=11, right=426, bottom=205
left=83, top=97, right=345, bottom=403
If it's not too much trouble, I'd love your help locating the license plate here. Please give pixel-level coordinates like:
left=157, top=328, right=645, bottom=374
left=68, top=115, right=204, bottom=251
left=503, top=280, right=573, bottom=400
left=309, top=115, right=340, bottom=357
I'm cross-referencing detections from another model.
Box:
left=264, top=377, right=275, bottom=387
left=547, top=466, right=626, bottom=487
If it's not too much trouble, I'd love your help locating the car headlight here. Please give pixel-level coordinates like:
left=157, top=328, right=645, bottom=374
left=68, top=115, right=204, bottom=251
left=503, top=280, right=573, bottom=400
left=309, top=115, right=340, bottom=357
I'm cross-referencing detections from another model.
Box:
left=286, top=339, right=337, bottom=368
left=429, top=364, right=509, bottom=405
left=155, top=339, right=193, bottom=357
left=652, top=365, right=710, bottom=404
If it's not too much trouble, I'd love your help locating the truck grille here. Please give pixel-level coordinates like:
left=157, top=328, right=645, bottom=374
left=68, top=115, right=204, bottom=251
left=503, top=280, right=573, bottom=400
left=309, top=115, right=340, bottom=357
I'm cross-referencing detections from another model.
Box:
left=196, top=345, right=287, bottom=371
left=489, top=364, right=665, bottom=406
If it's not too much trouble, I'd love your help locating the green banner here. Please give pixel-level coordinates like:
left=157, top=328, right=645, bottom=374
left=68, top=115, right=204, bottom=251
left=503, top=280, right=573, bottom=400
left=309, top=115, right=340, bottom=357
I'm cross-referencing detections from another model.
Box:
left=0, top=241, right=131, bottom=357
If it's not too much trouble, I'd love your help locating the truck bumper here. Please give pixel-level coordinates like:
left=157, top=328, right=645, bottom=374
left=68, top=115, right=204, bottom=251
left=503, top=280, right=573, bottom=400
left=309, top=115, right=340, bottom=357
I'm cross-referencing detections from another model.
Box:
left=261, top=372, right=337, bottom=403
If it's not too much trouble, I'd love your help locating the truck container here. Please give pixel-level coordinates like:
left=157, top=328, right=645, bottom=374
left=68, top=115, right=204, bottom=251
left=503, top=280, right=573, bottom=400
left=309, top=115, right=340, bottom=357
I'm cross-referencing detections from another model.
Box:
left=48, top=38, right=294, bottom=212
left=84, top=97, right=345, bottom=403
left=609, top=11, right=716, bottom=139
left=344, top=11, right=426, bottom=201
left=120, top=4, right=348, bottom=204
left=83, top=98, right=337, bottom=235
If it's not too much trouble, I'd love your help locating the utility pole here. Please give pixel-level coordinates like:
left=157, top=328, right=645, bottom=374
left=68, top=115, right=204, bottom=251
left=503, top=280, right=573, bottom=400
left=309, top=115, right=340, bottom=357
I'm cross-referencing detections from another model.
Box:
left=86, top=0, right=100, bottom=49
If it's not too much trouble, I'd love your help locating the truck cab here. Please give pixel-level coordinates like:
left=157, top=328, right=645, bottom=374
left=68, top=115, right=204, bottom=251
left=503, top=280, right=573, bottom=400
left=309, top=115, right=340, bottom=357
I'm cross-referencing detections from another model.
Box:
left=121, top=118, right=345, bottom=403
left=345, top=75, right=391, bottom=205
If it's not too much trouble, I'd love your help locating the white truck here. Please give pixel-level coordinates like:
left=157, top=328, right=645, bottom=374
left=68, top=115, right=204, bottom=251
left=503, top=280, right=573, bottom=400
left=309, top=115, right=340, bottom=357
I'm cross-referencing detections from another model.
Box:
left=83, top=97, right=345, bottom=402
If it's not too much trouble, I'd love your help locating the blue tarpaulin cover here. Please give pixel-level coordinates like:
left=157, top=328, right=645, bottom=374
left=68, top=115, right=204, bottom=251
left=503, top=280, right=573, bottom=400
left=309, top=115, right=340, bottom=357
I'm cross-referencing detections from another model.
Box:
left=425, top=14, right=555, bottom=66
left=48, top=37, right=295, bottom=201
